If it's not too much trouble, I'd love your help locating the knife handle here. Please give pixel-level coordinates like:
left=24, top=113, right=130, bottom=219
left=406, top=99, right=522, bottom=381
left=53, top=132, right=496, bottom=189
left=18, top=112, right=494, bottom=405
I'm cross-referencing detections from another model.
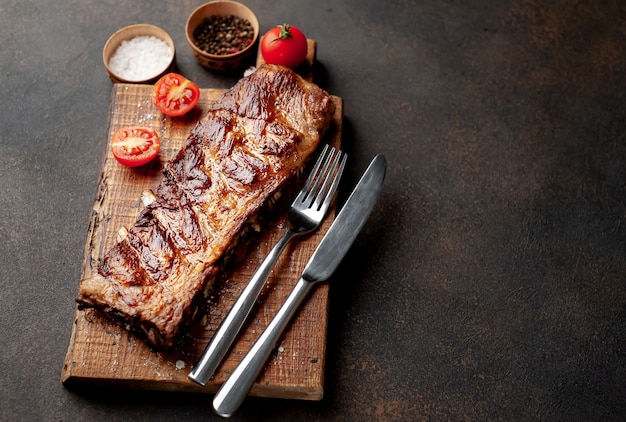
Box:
left=213, top=277, right=315, bottom=417
left=189, top=230, right=297, bottom=386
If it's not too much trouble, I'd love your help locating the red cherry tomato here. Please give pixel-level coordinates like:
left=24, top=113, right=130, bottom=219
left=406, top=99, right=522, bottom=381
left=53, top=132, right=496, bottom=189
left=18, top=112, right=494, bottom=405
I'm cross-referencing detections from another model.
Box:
left=260, top=24, right=308, bottom=69
left=111, top=126, right=160, bottom=167
left=152, top=73, right=200, bottom=117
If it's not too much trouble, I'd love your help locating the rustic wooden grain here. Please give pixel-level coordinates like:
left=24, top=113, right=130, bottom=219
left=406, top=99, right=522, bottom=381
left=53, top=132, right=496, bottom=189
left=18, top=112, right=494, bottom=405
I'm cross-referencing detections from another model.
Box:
left=62, top=44, right=343, bottom=399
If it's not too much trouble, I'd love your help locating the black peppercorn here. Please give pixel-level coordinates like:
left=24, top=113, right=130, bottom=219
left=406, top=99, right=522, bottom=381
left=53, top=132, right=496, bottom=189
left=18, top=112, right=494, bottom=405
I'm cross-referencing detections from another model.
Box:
left=193, top=15, right=254, bottom=55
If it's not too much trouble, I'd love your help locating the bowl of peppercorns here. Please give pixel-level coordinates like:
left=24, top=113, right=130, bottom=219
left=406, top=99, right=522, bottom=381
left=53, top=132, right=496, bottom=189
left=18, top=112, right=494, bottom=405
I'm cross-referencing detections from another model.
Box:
left=185, top=1, right=259, bottom=71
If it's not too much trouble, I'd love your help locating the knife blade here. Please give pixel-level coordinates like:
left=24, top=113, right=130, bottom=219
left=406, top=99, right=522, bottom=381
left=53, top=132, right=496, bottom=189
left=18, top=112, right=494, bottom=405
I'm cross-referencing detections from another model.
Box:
left=212, top=154, right=386, bottom=418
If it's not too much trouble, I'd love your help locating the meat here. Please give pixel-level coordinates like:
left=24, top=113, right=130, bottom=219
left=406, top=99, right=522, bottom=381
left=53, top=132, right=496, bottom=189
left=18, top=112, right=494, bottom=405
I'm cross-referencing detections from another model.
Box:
left=76, top=64, right=335, bottom=349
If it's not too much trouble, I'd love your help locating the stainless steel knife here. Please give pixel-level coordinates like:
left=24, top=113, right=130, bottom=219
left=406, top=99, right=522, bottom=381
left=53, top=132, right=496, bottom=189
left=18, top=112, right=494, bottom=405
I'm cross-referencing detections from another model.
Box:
left=212, top=154, right=387, bottom=418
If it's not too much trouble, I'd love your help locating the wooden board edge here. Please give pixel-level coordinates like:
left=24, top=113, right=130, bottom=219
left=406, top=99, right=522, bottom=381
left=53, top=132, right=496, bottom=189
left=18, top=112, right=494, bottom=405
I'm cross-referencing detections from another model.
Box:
left=63, top=374, right=324, bottom=401
left=61, top=87, right=122, bottom=385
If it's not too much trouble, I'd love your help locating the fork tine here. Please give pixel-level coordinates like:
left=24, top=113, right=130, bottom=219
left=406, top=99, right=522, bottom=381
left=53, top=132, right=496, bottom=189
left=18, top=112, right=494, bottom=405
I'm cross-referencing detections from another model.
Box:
left=292, top=144, right=332, bottom=205
left=313, top=150, right=346, bottom=212
left=310, top=150, right=340, bottom=209
left=305, top=147, right=337, bottom=206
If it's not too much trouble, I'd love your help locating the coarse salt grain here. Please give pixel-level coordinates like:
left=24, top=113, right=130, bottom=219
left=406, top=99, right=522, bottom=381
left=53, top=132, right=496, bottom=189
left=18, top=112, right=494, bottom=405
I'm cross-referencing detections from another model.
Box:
left=108, top=35, right=173, bottom=81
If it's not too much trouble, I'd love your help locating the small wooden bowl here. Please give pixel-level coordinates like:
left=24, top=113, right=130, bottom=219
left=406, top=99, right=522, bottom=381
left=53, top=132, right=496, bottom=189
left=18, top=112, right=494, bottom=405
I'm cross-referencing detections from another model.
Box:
left=185, top=1, right=259, bottom=71
left=103, top=24, right=176, bottom=83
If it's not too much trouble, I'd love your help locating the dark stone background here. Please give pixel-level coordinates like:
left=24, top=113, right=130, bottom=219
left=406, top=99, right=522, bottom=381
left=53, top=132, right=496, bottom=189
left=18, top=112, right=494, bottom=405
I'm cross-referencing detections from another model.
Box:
left=1, top=0, right=624, bottom=420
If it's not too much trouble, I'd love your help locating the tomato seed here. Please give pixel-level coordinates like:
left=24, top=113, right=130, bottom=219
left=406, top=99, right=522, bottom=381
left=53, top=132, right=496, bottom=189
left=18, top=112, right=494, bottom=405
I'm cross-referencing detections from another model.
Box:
left=193, top=15, right=254, bottom=55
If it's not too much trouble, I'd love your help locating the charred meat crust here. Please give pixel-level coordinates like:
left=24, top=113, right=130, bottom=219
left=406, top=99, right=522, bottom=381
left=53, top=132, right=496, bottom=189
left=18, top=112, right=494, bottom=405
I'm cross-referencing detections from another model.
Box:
left=76, top=65, right=335, bottom=350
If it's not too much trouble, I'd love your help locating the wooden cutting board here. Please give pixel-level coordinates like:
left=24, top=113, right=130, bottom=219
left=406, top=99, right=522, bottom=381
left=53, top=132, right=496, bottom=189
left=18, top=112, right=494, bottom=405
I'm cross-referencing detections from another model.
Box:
left=62, top=42, right=342, bottom=400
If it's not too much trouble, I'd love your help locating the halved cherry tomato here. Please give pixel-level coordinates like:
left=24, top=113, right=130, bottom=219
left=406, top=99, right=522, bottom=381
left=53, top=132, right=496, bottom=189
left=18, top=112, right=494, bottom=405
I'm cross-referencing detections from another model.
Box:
left=152, top=73, right=200, bottom=117
left=261, top=24, right=308, bottom=69
left=111, top=126, right=160, bottom=167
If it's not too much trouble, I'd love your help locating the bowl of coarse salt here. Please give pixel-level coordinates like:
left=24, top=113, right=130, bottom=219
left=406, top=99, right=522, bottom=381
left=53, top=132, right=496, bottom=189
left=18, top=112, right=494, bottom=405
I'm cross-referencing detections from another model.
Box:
left=103, top=24, right=176, bottom=83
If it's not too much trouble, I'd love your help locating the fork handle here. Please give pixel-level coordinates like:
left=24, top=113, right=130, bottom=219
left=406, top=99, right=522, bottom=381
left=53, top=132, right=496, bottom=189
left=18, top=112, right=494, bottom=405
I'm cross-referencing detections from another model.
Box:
left=189, top=229, right=298, bottom=386
left=213, top=277, right=315, bottom=417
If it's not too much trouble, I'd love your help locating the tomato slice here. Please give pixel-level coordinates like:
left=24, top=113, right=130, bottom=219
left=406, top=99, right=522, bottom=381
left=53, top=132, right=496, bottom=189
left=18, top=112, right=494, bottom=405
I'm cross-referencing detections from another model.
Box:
left=111, top=126, right=160, bottom=167
left=152, top=73, right=200, bottom=117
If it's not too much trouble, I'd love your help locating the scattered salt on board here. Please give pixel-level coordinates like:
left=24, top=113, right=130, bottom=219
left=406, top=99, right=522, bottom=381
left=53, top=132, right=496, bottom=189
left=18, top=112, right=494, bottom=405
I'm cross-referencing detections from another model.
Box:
left=108, top=35, right=173, bottom=82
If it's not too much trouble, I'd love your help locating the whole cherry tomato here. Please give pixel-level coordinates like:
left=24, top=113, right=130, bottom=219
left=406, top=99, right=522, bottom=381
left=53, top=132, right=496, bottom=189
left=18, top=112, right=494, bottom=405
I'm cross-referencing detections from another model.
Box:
left=260, top=24, right=308, bottom=69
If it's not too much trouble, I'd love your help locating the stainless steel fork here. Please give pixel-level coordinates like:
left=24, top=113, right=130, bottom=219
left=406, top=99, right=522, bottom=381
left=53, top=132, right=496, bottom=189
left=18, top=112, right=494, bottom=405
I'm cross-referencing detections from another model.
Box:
left=189, top=144, right=347, bottom=386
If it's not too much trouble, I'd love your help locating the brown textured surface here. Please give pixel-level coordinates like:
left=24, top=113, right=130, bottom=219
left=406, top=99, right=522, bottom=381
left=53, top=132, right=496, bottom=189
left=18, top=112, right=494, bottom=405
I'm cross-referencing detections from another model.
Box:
left=2, top=0, right=625, bottom=420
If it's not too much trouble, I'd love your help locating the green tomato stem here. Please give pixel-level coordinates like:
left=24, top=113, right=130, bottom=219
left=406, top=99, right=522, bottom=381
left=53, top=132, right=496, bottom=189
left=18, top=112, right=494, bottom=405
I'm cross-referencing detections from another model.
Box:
left=272, top=24, right=293, bottom=43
